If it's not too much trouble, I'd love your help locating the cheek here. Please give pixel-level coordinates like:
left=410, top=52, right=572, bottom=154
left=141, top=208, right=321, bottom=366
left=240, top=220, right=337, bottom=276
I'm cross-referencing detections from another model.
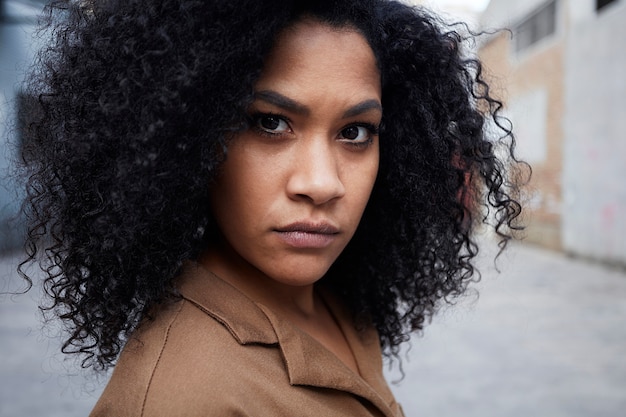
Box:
left=209, top=145, right=278, bottom=231
left=209, top=157, right=247, bottom=227
left=361, top=144, right=380, bottom=193
left=346, top=149, right=379, bottom=212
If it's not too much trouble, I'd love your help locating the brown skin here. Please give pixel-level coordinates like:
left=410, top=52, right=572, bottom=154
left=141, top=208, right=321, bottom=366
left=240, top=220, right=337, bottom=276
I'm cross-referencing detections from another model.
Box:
left=200, top=20, right=381, bottom=373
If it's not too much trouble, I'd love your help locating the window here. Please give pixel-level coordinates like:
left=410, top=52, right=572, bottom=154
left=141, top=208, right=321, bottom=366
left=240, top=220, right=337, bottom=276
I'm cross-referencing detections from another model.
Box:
left=596, top=0, right=618, bottom=11
left=514, top=0, right=557, bottom=53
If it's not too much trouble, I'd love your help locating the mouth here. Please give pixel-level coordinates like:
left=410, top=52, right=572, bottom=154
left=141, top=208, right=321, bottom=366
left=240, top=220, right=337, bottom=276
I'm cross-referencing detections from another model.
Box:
left=275, top=222, right=340, bottom=234
left=274, top=222, right=340, bottom=249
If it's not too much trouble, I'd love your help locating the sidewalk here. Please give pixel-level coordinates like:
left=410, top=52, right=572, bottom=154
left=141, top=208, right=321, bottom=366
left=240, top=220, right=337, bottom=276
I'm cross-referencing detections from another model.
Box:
left=386, top=241, right=626, bottom=417
left=0, top=253, right=106, bottom=417
left=1, top=242, right=625, bottom=416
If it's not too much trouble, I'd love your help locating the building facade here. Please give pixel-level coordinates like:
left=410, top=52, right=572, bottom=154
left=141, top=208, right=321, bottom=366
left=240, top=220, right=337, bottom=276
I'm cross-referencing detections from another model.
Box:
left=0, top=1, right=43, bottom=252
left=479, top=0, right=625, bottom=266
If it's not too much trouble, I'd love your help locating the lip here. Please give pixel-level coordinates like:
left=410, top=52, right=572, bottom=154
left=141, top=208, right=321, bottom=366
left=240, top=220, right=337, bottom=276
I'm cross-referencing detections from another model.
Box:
left=274, top=221, right=340, bottom=249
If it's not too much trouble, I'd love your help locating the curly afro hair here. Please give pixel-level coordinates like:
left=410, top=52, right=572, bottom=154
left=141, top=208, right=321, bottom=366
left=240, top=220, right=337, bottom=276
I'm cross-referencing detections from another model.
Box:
left=19, top=0, right=527, bottom=370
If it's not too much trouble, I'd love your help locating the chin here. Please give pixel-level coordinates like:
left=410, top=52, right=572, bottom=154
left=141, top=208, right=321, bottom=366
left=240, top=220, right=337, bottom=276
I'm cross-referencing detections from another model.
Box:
left=262, top=262, right=333, bottom=287
left=271, top=271, right=328, bottom=287
left=261, top=245, right=342, bottom=278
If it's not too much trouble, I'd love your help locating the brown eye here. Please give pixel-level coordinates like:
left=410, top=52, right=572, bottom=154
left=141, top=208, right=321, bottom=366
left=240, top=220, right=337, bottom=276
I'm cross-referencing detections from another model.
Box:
left=260, top=116, right=280, bottom=130
left=341, top=126, right=360, bottom=140
left=339, top=125, right=373, bottom=143
left=255, top=115, right=290, bottom=133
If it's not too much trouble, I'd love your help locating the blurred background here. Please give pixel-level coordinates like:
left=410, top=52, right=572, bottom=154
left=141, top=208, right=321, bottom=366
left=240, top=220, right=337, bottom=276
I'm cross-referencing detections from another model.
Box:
left=0, top=0, right=44, bottom=252
left=1, top=0, right=625, bottom=416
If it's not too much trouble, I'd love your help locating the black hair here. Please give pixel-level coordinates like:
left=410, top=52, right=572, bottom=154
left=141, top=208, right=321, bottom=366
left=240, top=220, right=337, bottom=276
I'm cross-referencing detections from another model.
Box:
left=19, top=0, right=527, bottom=370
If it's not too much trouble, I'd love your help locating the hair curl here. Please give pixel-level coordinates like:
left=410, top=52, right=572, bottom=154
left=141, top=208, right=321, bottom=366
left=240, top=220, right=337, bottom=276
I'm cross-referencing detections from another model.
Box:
left=19, top=0, right=527, bottom=370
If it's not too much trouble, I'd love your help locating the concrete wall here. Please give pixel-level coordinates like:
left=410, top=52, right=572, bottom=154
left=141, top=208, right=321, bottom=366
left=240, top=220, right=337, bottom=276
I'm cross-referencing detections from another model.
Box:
left=479, top=0, right=566, bottom=251
left=561, top=0, right=626, bottom=265
left=0, top=1, right=41, bottom=252
left=479, top=0, right=626, bottom=265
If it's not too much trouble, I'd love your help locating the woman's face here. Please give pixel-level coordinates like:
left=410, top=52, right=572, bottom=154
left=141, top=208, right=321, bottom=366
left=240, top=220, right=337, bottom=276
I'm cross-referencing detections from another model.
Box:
left=208, top=20, right=381, bottom=288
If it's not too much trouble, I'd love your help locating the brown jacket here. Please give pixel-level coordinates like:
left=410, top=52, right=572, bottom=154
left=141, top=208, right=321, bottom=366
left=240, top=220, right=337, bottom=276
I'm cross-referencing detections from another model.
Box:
left=90, top=263, right=404, bottom=416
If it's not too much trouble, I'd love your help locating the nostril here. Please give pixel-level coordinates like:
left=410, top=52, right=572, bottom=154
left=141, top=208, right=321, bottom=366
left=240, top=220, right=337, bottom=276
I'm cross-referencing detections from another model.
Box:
left=287, top=164, right=345, bottom=205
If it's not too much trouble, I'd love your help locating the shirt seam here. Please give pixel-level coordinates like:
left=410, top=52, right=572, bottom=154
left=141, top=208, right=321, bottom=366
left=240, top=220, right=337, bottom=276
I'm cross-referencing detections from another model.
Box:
left=140, top=301, right=184, bottom=417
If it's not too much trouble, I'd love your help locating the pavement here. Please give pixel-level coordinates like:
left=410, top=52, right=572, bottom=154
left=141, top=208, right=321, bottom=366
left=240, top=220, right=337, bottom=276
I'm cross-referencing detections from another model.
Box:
left=1, top=240, right=625, bottom=417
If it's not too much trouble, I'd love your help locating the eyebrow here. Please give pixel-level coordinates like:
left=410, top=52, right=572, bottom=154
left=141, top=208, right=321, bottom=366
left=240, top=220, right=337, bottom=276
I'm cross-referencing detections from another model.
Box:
left=255, top=90, right=309, bottom=115
left=254, top=90, right=382, bottom=119
left=341, top=99, right=383, bottom=119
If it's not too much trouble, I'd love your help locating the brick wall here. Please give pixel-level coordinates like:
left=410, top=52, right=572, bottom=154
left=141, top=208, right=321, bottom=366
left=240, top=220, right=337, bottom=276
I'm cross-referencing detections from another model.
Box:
left=479, top=31, right=565, bottom=250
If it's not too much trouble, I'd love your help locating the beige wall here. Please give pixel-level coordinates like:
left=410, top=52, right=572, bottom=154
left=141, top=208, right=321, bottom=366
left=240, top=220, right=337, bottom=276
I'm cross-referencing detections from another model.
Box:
left=480, top=28, right=565, bottom=250
left=479, top=0, right=626, bottom=265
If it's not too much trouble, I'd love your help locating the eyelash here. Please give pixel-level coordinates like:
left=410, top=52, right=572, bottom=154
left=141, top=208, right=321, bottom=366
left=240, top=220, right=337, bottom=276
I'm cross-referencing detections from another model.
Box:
left=249, top=112, right=379, bottom=148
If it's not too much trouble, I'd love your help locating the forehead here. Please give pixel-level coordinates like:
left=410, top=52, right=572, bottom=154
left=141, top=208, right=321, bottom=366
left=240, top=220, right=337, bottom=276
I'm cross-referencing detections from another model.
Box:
left=273, top=19, right=374, bottom=56
left=255, top=19, right=380, bottom=98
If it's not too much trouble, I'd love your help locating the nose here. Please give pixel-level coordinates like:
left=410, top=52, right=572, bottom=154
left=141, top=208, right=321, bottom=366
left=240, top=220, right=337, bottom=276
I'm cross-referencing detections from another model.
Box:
left=286, top=136, right=345, bottom=205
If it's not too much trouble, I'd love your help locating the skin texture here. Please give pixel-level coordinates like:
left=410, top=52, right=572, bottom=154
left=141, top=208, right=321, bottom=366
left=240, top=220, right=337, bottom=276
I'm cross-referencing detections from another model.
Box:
left=200, top=21, right=381, bottom=372
left=203, top=21, right=381, bottom=321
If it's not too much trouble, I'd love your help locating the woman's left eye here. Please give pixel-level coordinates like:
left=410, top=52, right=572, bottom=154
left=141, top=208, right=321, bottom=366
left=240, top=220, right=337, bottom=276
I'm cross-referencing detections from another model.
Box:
left=339, top=124, right=377, bottom=144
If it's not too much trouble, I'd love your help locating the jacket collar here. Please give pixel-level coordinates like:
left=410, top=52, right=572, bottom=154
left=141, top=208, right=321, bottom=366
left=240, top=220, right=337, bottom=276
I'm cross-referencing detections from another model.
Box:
left=176, top=261, right=398, bottom=416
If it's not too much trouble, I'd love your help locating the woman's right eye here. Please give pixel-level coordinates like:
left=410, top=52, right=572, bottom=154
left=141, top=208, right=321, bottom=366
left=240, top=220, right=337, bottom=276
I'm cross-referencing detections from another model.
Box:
left=254, top=115, right=290, bottom=134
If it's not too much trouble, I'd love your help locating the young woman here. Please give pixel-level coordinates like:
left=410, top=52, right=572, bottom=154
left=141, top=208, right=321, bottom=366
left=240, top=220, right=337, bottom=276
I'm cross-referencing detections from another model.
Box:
left=19, top=0, right=526, bottom=415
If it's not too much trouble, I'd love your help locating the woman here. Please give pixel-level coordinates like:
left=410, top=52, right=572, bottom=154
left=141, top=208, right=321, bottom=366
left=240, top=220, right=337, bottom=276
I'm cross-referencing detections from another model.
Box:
left=19, top=0, right=526, bottom=415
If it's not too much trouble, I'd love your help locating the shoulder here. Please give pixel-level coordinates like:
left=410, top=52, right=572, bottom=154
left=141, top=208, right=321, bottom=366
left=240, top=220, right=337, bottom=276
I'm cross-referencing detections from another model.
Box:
left=90, top=265, right=398, bottom=417
left=90, top=298, right=286, bottom=417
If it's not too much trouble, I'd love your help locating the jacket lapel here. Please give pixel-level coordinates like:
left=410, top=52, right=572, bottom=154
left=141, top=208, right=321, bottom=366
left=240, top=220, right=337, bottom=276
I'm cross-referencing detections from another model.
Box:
left=257, top=302, right=397, bottom=417
left=177, top=262, right=278, bottom=345
left=177, top=262, right=398, bottom=417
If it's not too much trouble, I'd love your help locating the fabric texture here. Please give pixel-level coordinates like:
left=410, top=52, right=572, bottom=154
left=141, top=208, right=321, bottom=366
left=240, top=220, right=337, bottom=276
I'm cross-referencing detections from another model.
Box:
left=89, top=262, right=404, bottom=417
